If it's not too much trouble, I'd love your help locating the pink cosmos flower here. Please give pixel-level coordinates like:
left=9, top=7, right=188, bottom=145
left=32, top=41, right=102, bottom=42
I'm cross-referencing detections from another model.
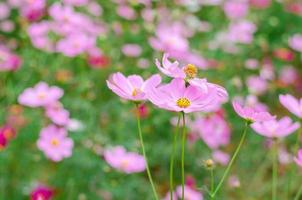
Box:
left=0, top=125, right=16, bottom=141
left=18, top=82, right=63, bottom=108
left=279, top=66, right=299, bottom=85
left=251, top=117, right=300, bottom=138
left=147, top=78, right=219, bottom=113
left=176, top=185, right=203, bottom=200
left=155, top=54, right=228, bottom=106
left=228, top=21, right=256, bottom=44
left=294, top=149, right=302, bottom=167
left=37, top=125, right=73, bottom=162
left=104, top=146, right=146, bottom=174
left=30, top=186, right=54, bottom=200
left=106, top=72, right=161, bottom=101
left=246, top=75, right=268, bottom=96
left=116, top=5, right=136, bottom=20
left=121, top=44, right=142, bottom=57
left=45, top=102, right=70, bottom=126
left=0, top=3, right=10, bottom=20
left=63, top=0, right=88, bottom=6
left=232, top=100, right=275, bottom=122
left=0, top=133, right=7, bottom=151
left=192, top=114, right=230, bottom=149
left=279, top=94, right=302, bottom=118
left=224, top=1, right=248, bottom=20
left=250, top=0, right=271, bottom=9
left=289, top=34, right=302, bottom=53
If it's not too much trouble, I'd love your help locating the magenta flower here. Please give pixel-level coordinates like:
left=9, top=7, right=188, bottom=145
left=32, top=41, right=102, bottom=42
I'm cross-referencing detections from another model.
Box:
left=104, top=146, right=146, bottom=174
left=232, top=100, right=275, bottom=122
left=176, top=185, right=203, bottom=200
left=147, top=78, right=218, bottom=113
left=18, top=82, right=63, bottom=108
left=251, top=117, right=300, bottom=138
left=294, top=149, right=302, bottom=167
left=37, top=125, right=73, bottom=162
left=30, top=186, right=54, bottom=200
left=279, top=94, right=302, bottom=118
left=106, top=72, right=161, bottom=101
left=0, top=133, right=7, bottom=151
left=192, top=114, right=230, bottom=149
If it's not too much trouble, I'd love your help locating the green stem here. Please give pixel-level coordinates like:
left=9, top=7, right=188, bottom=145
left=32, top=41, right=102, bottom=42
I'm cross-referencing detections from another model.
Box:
left=210, top=121, right=249, bottom=198
left=211, top=169, right=215, bottom=200
left=181, top=112, right=186, bottom=200
left=135, top=104, right=159, bottom=200
left=294, top=184, right=302, bottom=200
left=272, top=140, right=278, bottom=200
left=170, top=113, right=181, bottom=200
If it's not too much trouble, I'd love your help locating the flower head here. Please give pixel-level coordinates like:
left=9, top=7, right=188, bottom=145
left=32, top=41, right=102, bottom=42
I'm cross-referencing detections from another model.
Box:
left=30, top=185, right=54, bottom=200
left=279, top=94, right=302, bottom=118
left=232, top=100, right=275, bottom=123
left=147, top=78, right=217, bottom=113
left=18, top=82, right=63, bottom=108
left=37, top=125, right=73, bottom=162
left=294, top=149, right=302, bottom=167
left=176, top=185, right=203, bottom=200
left=106, top=72, right=161, bottom=102
left=251, top=117, right=300, bottom=138
left=104, top=146, right=146, bottom=174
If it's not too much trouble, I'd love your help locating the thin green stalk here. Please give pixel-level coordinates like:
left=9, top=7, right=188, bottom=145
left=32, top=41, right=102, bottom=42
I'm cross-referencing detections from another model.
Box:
left=170, top=113, right=181, bottom=200
left=272, top=139, right=278, bottom=200
left=211, top=169, right=214, bottom=200
left=294, top=184, right=302, bottom=200
left=135, top=104, right=159, bottom=200
left=181, top=112, right=186, bottom=200
left=210, top=121, right=249, bottom=198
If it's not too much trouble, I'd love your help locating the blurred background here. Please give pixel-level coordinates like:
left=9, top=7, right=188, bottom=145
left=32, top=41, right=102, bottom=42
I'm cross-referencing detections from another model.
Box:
left=1, top=0, right=302, bottom=199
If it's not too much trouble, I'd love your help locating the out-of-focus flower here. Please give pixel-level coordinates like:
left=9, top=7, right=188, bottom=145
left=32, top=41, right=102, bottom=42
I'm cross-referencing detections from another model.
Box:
left=136, top=104, right=149, bottom=118
left=30, top=185, right=54, bottom=200
left=147, top=78, right=219, bottom=113
left=251, top=117, right=300, bottom=138
left=294, top=149, right=302, bottom=167
left=273, top=48, right=294, bottom=62
left=289, top=34, right=302, bottom=53
left=250, top=0, right=271, bottom=9
left=0, top=3, right=11, bottom=20
left=212, top=150, right=230, bottom=166
left=163, top=192, right=177, bottom=200
left=121, top=44, right=142, bottom=57
left=246, top=75, right=268, bottom=96
left=279, top=66, right=299, bottom=86
left=63, top=0, right=88, bottom=6
left=67, top=119, right=84, bottom=132
left=116, top=5, right=136, bottom=20
left=286, top=3, right=302, bottom=16
left=18, top=82, right=63, bottom=108
left=278, top=147, right=292, bottom=164
left=228, top=21, right=256, bottom=44
left=106, top=72, right=161, bottom=101
left=245, top=59, right=258, bottom=69
left=104, top=146, right=146, bottom=174
left=37, top=125, right=73, bottom=162
left=45, top=102, right=70, bottom=126
left=19, top=0, right=46, bottom=21
left=176, top=185, right=203, bottom=200
left=232, top=100, right=275, bottom=122
left=224, top=1, right=248, bottom=20
left=0, top=125, right=16, bottom=141
left=192, top=114, right=230, bottom=149
left=279, top=94, right=302, bottom=118
left=0, top=46, right=22, bottom=71
left=0, top=133, right=7, bottom=151
left=228, top=175, right=240, bottom=188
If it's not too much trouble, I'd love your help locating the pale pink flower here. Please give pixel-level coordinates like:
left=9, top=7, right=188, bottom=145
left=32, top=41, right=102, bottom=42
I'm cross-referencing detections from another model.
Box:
left=228, top=175, right=240, bottom=188
left=228, top=21, right=256, bottom=44
left=246, top=75, right=268, bottom=96
left=176, top=185, right=203, bottom=200
left=116, top=5, right=136, bottom=20
left=121, top=44, right=142, bottom=57
left=289, top=34, right=302, bottom=52
left=18, top=82, right=63, bottom=108
left=63, top=0, right=88, bottom=6
left=250, top=0, right=271, bottom=9
left=279, top=94, right=302, bottom=118
left=0, top=3, right=10, bottom=20
left=224, top=1, right=248, bottom=20
left=104, top=146, right=146, bottom=174
left=147, top=78, right=218, bottom=113
left=0, top=47, right=21, bottom=71
left=193, top=114, right=230, bottom=149
left=294, top=149, right=302, bottom=167
left=212, top=150, right=230, bottom=166
left=45, top=102, right=70, bottom=126
left=37, top=125, right=73, bottom=162
left=251, top=117, right=300, bottom=138
left=106, top=72, right=161, bottom=101
left=245, top=58, right=258, bottom=69
left=279, top=66, right=299, bottom=85
left=163, top=192, right=177, bottom=200
left=232, top=100, right=275, bottom=122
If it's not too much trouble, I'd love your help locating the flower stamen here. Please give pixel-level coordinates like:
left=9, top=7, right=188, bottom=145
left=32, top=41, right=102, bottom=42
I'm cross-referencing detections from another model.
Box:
left=177, top=98, right=191, bottom=108
left=184, top=64, right=197, bottom=79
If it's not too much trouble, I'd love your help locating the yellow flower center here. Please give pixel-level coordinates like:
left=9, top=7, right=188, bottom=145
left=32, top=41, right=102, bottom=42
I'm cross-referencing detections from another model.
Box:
left=37, top=92, right=46, bottom=100
left=184, top=64, right=197, bottom=79
left=132, top=88, right=141, bottom=97
left=50, top=138, right=60, bottom=147
left=176, top=98, right=191, bottom=108
left=121, top=159, right=129, bottom=168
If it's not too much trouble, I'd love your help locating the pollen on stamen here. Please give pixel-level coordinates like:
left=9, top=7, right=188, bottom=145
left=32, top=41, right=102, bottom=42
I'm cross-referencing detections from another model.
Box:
left=50, top=138, right=59, bottom=147
left=184, top=64, right=198, bottom=79
left=176, top=97, right=191, bottom=108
